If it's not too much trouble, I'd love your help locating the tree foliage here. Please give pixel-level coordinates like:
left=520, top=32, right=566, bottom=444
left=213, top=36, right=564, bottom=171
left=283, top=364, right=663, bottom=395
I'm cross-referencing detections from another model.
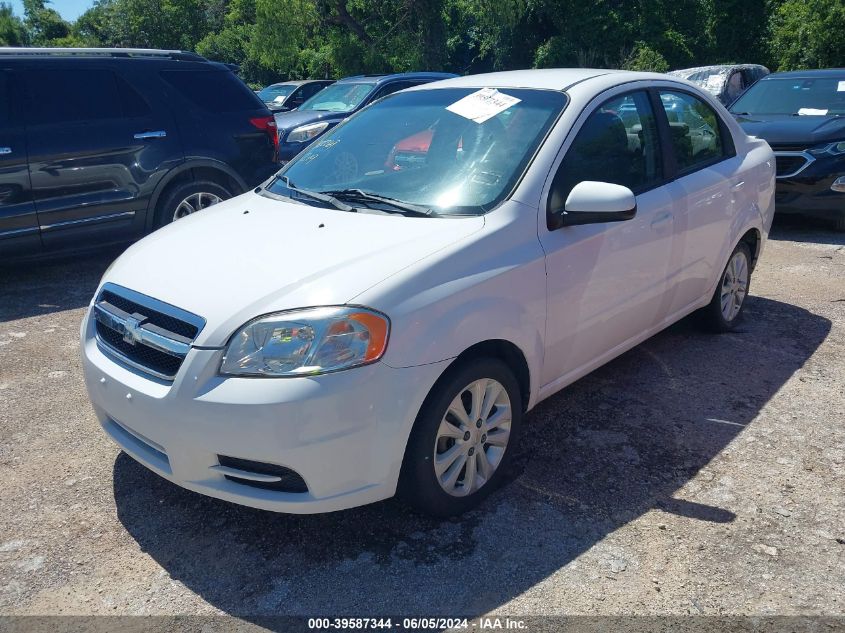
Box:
left=4, top=0, right=838, bottom=85
left=769, top=0, right=845, bottom=70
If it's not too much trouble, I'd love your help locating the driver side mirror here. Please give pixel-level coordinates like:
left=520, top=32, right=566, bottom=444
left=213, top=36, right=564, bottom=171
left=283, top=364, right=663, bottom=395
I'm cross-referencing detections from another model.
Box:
left=549, top=181, right=637, bottom=229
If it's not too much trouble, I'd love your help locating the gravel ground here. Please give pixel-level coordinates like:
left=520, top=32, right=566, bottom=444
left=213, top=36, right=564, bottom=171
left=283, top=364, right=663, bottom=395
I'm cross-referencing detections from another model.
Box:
left=0, top=218, right=843, bottom=624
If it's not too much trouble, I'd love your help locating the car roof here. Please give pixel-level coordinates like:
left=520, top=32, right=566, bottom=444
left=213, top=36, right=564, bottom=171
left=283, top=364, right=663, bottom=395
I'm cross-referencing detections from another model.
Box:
left=268, top=79, right=334, bottom=87
left=336, top=72, right=457, bottom=85
left=669, top=63, right=769, bottom=75
left=763, top=68, right=845, bottom=80
left=404, top=68, right=680, bottom=92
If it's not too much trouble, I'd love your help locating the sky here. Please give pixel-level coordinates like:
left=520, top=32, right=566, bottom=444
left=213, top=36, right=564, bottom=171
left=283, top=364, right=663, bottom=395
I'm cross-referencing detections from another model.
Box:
left=8, top=0, right=94, bottom=22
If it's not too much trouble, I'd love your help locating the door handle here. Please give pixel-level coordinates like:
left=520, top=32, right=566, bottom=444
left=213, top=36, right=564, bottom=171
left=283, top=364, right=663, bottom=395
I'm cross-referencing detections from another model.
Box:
left=730, top=180, right=745, bottom=192
left=650, top=211, right=672, bottom=228
left=0, top=147, right=11, bottom=155
left=133, top=130, right=167, bottom=140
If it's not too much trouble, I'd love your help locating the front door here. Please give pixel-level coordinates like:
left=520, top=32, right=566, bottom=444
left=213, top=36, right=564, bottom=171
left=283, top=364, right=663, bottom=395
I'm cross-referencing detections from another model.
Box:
left=538, top=89, right=673, bottom=392
left=22, top=65, right=176, bottom=251
left=0, top=69, right=39, bottom=258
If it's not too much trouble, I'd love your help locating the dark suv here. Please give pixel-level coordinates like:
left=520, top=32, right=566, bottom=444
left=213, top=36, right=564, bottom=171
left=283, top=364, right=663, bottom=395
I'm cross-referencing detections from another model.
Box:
left=0, top=48, right=280, bottom=260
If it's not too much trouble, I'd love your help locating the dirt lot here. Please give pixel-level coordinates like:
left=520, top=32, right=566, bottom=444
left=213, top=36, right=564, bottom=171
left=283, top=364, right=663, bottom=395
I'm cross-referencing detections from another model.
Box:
left=0, top=218, right=843, bottom=623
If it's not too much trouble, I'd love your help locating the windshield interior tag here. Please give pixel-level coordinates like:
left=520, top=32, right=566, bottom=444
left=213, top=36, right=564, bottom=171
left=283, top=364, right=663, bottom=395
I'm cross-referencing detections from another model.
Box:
left=447, top=88, right=521, bottom=124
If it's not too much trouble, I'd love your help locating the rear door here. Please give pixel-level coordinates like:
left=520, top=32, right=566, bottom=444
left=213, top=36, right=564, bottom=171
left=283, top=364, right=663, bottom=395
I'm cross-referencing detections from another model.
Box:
left=23, top=64, right=179, bottom=250
left=159, top=68, right=277, bottom=188
left=0, top=69, right=39, bottom=258
left=656, top=89, right=742, bottom=314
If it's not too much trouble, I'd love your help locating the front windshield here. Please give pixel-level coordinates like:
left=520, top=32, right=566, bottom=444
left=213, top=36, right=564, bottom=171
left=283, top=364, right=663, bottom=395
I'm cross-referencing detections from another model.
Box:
left=298, top=82, right=375, bottom=113
left=266, top=87, right=567, bottom=216
left=731, top=77, right=845, bottom=115
left=258, top=84, right=295, bottom=103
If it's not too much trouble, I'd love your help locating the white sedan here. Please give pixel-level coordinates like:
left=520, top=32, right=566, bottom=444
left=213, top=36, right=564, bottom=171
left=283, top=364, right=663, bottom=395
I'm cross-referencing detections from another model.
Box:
left=81, top=69, right=775, bottom=516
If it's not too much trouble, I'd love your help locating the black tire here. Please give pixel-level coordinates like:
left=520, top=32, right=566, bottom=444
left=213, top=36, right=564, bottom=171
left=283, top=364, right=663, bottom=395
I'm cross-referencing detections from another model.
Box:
left=154, top=180, right=232, bottom=228
left=399, top=357, right=523, bottom=517
left=699, top=241, right=753, bottom=333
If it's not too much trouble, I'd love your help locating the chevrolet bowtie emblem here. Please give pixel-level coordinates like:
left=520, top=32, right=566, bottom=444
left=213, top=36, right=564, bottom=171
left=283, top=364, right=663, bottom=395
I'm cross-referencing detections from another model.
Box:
left=122, top=315, right=146, bottom=346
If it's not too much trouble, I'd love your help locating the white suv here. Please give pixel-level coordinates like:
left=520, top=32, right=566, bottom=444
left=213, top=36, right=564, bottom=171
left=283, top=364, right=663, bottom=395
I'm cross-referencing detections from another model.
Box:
left=81, top=69, right=775, bottom=516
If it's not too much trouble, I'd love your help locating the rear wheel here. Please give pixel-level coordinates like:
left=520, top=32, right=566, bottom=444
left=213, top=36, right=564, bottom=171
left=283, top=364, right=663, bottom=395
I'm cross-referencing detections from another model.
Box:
left=699, top=242, right=752, bottom=332
left=399, top=358, right=522, bottom=517
left=154, top=180, right=232, bottom=228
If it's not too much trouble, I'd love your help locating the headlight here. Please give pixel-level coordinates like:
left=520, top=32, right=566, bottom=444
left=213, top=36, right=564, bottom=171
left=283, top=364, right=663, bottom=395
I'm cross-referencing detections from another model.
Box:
left=808, top=140, right=845, bottom=157
left=220, top=306, right=389, bottom=377
left=286, top=122, right=329, bottom=143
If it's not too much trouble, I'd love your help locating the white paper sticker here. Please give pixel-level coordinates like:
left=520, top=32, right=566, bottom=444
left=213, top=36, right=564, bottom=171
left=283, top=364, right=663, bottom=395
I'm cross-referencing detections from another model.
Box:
left=838, top=81, right=845, bottom=92
left=273, top=95, right=286, bottom=103
left=706, top=74, right=723, bottom=90
left=446, top=88, right=521, bottom=124
left=797, top=107, right=828, bottom=116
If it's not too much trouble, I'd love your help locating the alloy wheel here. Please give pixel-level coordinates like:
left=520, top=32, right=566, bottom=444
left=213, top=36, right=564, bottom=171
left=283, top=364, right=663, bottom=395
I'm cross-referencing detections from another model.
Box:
left=434, top=378, right=512, bottom=497
left=173, top=192, right=223, bottom=221
left=720, top=250, right=749, bottom=321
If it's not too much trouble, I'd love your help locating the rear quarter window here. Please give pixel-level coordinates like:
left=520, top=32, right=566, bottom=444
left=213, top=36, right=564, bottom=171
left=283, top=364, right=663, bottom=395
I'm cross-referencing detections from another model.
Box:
left=160, top=70, right=263, bottom=113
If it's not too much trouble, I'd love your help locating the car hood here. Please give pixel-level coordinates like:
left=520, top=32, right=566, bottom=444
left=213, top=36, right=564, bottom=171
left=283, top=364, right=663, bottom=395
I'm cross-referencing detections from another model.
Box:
left=273, top=109, right=347, bottom=133
left=101, top=192, right=485, bottom=347
left=734, top=113, right=845, bottom=146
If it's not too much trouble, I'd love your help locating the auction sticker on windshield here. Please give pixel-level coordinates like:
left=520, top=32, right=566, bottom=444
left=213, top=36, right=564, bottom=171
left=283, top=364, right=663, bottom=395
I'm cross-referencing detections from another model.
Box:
left=447, top=88, right=521, bottom=123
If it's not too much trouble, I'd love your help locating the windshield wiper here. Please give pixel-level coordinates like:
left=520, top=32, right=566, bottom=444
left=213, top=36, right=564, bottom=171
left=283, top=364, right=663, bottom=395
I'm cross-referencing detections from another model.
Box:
left=319, top=189, right=435, bottom=217
left=278, top=177, right=354, bottom=212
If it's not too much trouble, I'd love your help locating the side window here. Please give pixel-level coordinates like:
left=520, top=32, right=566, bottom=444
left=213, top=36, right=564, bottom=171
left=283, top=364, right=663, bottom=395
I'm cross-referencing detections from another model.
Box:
left=160, top=70, right=261, bottom=113
left=24, top=69, right=123, bottom=124
left=302, top=83, right=324, bottom=99
left=549, top=90, right=662, bottom=211
left=371, top=81, right=413, bottom=102
left=658, top=90, right=726, bottom=173
left=116, top=75, right=151, bottom=118
left=0, top=72, right=9, bottom=125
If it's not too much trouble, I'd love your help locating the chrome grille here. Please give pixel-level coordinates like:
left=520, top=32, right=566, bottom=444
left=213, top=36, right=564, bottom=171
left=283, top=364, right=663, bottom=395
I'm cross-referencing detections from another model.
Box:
left=774, top=151, right=814, bottom=179
left=93, top=283, right=205, bottom=381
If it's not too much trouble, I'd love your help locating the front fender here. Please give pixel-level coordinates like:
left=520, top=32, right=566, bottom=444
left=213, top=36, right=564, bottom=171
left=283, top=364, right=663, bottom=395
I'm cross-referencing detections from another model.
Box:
left=355, top=207, right=547, bottom=409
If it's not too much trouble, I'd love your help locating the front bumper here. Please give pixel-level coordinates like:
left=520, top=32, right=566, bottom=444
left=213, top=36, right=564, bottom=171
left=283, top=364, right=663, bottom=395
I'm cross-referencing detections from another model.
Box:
left=775, top=154, right=845, bottom=221
left=81, top=311, right=450, bottom=513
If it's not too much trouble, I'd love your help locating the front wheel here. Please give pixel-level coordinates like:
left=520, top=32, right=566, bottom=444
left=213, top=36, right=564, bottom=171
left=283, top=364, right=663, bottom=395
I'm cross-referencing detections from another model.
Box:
left=399, top=358, right=522, bottom=517
left=699, top=241, right=752, bottom=332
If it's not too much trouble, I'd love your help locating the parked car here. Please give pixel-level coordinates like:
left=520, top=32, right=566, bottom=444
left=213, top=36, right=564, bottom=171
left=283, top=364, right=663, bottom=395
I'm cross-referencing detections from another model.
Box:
left=0, top=47, right=280, bottom=261
left=81, top=69, right=774, bottom=517
left=729, top=69, right=845, bottom=231
left=257, top=79, right=334, bottom=113
left=274, top=72, right=457, bottom=163
left=669, top=64, right=770, bottom=106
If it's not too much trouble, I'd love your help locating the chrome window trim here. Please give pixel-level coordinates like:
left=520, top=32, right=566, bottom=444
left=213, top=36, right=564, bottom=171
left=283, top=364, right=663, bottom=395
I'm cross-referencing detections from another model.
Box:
left=774, top=150, right=815, bottom=179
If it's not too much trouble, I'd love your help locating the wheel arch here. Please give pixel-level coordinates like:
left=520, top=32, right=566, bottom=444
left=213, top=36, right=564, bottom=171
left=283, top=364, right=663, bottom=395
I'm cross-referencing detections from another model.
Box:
left=145, top=160, right=248, bottom=232
left=435, top=339, right=532, bottom=415
left=739, top=227, right=761, bottom=272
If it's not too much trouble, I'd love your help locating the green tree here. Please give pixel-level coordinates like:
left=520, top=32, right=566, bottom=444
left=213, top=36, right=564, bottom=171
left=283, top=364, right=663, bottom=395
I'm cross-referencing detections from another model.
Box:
left=23, top=0, right=70, bottom=45
left=622, top=41, right=670, bottom=72
left=0, top=2, right=28, bottom=45
left=769, top=0, right=845, bottom=69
